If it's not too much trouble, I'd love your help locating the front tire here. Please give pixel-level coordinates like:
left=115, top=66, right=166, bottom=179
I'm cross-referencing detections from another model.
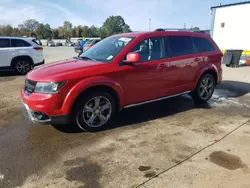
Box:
left=191, top=73, right=215, bottom=104
left=13, top=59, right=32, bottom=75
left=71, top=91, right=117, bottom=132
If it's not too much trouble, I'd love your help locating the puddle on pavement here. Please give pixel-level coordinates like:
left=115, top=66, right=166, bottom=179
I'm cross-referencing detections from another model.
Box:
left=209, top=151, right=248, bottom=170
left=144, top=171, right=157, bottom=178
left=0, top=119, right=103, bottom=188
left=138, top=166, right=151, bottom=171
left=65, top=159, right=102, bottom=188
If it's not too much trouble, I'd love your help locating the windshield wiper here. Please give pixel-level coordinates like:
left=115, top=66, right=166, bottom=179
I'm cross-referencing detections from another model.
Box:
left=79, top=56, right=96, bottom=61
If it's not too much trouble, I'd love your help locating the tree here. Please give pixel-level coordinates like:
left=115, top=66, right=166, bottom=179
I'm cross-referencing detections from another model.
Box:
left=36, top=24, right=46, bottom=39
left=76, top=26, right=82, bottom=37
left=35, top=23, right=52, bottom=39
left=81, top=26, right=89, bottom=37
left=58, top=26, right=64, bottom=38
left=189, top=26, right=200, bottom=30
left=12, top=28, right=20, bottom=36
left=23, top=19, right=39, bottom=32
left=71, top=27, right=78, bottom=37
left=63, top=21, right=72, bottom=38
left=0, top=25, right=13, bottom=36
left=18, top=24, right=30, bottom=36
left=52, top=28, right=59, bottom=39
left=102, top=15, right=131, bottom=36
left=98, top=27, right=108, bottom=39
left=89, top=26, right=99, bottom=37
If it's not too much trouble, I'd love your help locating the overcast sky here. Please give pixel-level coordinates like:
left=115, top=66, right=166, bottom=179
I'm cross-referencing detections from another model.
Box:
left=0, top=0, right=241, bottom=30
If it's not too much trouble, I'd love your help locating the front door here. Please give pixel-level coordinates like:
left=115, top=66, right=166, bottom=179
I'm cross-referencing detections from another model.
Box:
left=117, top=36, right=174, bottom=105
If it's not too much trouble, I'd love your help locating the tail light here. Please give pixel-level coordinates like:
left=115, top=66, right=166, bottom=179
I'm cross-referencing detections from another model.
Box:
left=33, top=47, right=43, bottom=51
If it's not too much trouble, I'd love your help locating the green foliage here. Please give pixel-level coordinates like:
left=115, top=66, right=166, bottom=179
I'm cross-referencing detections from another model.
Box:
left=102, top=15, right=131, bottom=36
left=189, top=26, right=200, bottom=30
left=0, top=15, right=132, bottom=39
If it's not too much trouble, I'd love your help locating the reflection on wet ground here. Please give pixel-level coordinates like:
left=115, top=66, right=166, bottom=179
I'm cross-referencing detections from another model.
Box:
left=0, top=80, right=249, bottom=188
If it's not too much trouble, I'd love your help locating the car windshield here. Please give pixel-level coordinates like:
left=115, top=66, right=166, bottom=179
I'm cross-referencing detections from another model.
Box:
left=80, top=35, right=134, bottom=62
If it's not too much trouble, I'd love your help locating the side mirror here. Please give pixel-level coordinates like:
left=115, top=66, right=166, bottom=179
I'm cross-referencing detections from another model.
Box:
left=123, top=52, right=140, bottom=64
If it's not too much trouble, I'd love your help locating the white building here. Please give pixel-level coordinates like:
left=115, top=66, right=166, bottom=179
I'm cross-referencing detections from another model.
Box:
left=210, top=1, right=250, bottom=56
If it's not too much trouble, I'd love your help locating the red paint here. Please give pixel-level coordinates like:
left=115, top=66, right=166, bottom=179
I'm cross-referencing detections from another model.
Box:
left=21, top=31, right=222, bottom=118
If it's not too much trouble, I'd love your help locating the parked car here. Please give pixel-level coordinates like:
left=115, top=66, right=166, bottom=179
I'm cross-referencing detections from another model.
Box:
left=56, top=42, right=63, bottom=46
left=65, top=41, right=75, bottom=46
left=47, top=40, right=55, bottom=47
left=21, top=29, right=222, bottom=132
left=74, top=39, right=89, bottom=56
left=0, top=36, right=44, bottom=74
left=83, top=39, right=101, bottom=51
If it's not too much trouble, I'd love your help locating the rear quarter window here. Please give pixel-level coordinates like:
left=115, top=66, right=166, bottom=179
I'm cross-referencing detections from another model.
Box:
left=191, top=36, right=215, bottom=52
left=167, top=36, right=195, bottom=57
left=11, top=39, right=31, bottom=47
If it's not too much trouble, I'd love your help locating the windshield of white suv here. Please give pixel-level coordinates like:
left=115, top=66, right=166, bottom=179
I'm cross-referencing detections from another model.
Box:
left=80, top=35, right=134, bottom=62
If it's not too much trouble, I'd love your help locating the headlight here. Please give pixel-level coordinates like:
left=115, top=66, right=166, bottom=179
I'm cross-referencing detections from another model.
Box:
left=34, top=81, right=66, bottom=94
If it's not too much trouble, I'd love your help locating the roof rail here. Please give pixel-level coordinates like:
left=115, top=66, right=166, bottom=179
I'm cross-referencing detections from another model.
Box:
left=155, top=28, right=205, bottom=33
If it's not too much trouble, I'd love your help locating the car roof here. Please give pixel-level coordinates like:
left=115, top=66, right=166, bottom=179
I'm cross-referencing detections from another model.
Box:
left=0, top=36, right=35, bottom=40
left=113, top=30, right=209, bottom=38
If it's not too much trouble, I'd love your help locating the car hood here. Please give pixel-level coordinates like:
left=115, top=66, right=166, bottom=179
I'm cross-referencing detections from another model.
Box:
left=27, top=58, right=107, bottom=81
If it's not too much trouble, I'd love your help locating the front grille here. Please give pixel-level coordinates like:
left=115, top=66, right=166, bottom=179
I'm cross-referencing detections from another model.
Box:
left=24, top=79, right=37, bottom=95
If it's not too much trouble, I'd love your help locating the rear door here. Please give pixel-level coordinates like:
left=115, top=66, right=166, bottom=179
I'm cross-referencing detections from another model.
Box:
left=166, top=35, right=197, bottom=92
left=0, top=39, right=11, bottom=67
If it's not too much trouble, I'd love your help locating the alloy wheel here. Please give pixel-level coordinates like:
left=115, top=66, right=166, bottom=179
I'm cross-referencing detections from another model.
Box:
left=198, top=76, right=214, bottom=100
left=76, top=96, right=112, bottom=128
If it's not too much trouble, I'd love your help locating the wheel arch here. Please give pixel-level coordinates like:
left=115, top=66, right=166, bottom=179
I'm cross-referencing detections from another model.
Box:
left=71, top=85, right=121, bottom=114
left=195, top=64, right=219, bottom=86
left=11, top=55, right=34, bottom=68
left=61, top=77, right=125, bottom=115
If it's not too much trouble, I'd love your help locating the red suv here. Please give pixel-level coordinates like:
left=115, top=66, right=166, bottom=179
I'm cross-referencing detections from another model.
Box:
left=21, top=29, right=223, bottom=131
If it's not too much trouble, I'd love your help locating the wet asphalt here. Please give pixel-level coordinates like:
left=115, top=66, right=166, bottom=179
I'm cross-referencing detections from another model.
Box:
left=0, top=80, right=250, bottom=188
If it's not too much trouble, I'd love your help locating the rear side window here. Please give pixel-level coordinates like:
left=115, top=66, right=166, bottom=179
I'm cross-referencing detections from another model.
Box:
left=11, top=39, right=31, bottom=47
left=0, top=39, right=10, bottom=48
left=32, top=39, right=40, bottom=45
left=191, top=36, right=215, bottom=52
left=167, top=36, right=195, bottom=57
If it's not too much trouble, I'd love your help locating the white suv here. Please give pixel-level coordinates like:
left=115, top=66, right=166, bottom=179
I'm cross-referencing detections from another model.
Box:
left=0, top=36, right=45, bottom=74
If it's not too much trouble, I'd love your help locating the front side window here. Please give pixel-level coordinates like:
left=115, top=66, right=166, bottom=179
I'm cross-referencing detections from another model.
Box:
left=0, top=39, right=10, bottom=48
left=11, top=39, right=31, bottom=47
left=130, top=36, right=164, bottom=62
left=80, top=36, right=134, bottom=62
left=191, top=36, right=215, bottom=52
left=167, top=36, right=195, bottom=57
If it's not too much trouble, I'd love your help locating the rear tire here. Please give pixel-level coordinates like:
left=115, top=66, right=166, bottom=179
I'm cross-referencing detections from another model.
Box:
left=71, top=91, right=117, bottom=132
left=191, top=73, right=215, bottom=104
left=13, top=58, right=32, bottom=75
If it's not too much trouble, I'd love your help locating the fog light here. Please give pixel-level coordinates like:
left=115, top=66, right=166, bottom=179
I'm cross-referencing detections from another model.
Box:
left=33, top=111, right=43, bottom=120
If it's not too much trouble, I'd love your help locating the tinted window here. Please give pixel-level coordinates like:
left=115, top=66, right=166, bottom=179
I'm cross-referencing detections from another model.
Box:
left=167, top=36, right=195, bottom=57
left=130, top=36, right=164, bottom=62
left=192, top=36, right=215, bottom=52
left=0, top=39, right=10, bottom=48
left=11, top=39, right=31, bottom=47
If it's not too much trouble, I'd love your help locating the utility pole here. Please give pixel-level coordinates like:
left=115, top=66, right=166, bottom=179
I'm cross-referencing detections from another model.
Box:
left=184, top=23, right=186, bottom=29
left=149, top=18, right=151, bottom=31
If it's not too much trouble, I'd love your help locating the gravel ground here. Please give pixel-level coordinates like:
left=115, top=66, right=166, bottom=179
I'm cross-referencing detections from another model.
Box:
left=0, top=47, right=249, bottom=188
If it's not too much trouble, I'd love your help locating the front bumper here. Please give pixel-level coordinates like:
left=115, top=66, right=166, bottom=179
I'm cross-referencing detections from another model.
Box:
left=21, top=99, right=69, bottom=125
